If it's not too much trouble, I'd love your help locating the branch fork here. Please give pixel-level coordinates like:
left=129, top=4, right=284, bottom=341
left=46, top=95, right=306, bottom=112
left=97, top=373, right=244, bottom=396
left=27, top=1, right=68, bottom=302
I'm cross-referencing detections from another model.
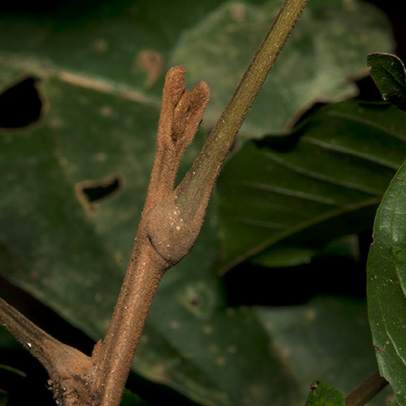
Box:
left=0, top=1, right=310, bottom=404
left=91, top=70, right=210, bottom=406
left=1, top=66, right=211, bottom=406
left=144, top=66, right=210, bottom=267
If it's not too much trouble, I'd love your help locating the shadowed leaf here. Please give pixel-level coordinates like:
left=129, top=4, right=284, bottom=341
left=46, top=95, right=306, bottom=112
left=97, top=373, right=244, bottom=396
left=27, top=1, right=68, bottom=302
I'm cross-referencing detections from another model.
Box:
left=368, top=53, right=406, bottom=110
left=367, top=159, right=406, bottom=406
left=217, top=100, right=406, bottom=272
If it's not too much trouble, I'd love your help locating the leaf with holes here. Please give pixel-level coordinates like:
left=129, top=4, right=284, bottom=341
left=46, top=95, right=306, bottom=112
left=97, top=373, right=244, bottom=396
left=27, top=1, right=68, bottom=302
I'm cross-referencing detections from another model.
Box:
left=0, top=74, right=299, bottom=406
left=0, top=0, right=396, bottom=404
left=0, top=0, right=392, bottom=134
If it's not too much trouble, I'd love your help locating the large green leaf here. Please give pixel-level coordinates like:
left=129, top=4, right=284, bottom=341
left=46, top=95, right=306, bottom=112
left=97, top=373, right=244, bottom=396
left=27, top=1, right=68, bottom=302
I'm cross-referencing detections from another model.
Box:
left=0, top=74, right=301, bottom=405
left=217, top=100, right=406, bottom=272
left=256, top=298, right=388, bottom=406
left=367, top=160, right=406, bottom=406
left=0, top=0, right=392, bottom=134
left=0, top=0, right=395, bottom=404
left=170, top=0, right=392, bottom=133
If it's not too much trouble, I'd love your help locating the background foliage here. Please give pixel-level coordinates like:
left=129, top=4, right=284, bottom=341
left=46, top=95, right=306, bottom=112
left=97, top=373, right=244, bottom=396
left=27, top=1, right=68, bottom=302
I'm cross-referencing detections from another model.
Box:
left=0, top=0, right=405, bottom=405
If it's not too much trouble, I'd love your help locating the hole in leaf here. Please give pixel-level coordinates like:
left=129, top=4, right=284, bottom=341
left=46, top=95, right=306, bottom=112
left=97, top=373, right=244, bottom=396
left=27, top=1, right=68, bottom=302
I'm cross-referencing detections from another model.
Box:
left=81, top=175, right=122, bottom=203
left=0, top=76, right=46, bottom=130
left=76, top=173, right=124, bottom=214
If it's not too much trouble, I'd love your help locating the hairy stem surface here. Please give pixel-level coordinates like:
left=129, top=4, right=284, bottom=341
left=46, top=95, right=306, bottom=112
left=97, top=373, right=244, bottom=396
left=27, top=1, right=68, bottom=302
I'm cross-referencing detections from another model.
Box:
left=0, top=1, right=309, bottom=405
left=94, top=1, right=309, bottom=405
left=176, top=0, right=310, bottom=221
left=94, top=228, right=167, bottom=406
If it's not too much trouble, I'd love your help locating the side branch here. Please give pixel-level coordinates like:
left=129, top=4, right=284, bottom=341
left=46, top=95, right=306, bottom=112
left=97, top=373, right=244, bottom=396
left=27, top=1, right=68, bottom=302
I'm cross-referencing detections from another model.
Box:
left=0, top=298, right=94, bottom=405
left=144, top=0, right=311, bottom=238
left=0, top=2, right=309, bottom=406
left=93, top=2, right=309, bottom=405
left=175, top=0, right=309, bottom=222
left=93, top=67, right=210, bottom=406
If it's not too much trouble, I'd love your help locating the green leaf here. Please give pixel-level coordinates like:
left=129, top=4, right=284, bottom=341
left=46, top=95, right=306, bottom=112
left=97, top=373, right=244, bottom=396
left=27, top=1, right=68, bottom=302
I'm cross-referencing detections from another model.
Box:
left=251, top=235, right=360, bottom=268
left=368, top=53, right=406, bottom=111
left=0, top=75, right=299, bottom=406
left=0, top=0, right=393, bottom=134
left=367, top=160, right=406, bottom=406
left=305, top=381, right=345, bottom=406
left=171, top=0, right=392, bottom=133
left=121, top=389, right=150, bottom=406
left=217, top=100, right=406, bottom=271
left=251, top=246, right=316, bottom=267
left=256, top=298, right=385, bottom=405
left=0, top=0, right=395, bottom=404
left=0, top=364, right=26, bottom=378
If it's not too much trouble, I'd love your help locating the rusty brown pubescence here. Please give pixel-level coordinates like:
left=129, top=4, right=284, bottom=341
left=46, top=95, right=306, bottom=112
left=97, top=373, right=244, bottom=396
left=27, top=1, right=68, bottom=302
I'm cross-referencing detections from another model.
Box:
left=144, top=66, right=209, bottom=214
left=0, top=1, right=311, bottom=404
left=91, top=66, right=211, bottom=406
left=0, top=66, right=211, bottom=406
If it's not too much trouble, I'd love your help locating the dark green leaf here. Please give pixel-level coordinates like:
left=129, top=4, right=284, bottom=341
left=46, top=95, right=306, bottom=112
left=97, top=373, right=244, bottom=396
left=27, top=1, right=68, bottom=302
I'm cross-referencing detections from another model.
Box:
left=0, top=364, right=26, bottom=378
left=368, top=53, right=406, bottom=110
left=0, top=76, right=297, bottom=406
left=217, top=100, right=406, bottom=271
left=121, top=389, right=150, bottom=406
left=256, top=298, right=385, bottom=405
left=305, top=381, right=345, bottom=406
left=251, top=234, right=360, bottom=268
left=0, top=0, right=393, bottom=134
left=171, top=0, right=392, bottom=133
left=251, top=246, right=316, bottom=267
left=367, top=160, right=406, bottom=406
left=0, top=0, right=396, bottom=404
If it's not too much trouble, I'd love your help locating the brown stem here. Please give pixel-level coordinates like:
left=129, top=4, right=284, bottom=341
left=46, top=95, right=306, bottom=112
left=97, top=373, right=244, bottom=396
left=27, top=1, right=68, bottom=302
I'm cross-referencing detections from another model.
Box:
left=87, top=1, right=310, bottom=404
left=175, top=0, right=310, bottom=223
left=346, top=371, right=388, bottom=406
left=0, top=298, right=94, bottom=405
left=0, top=1, right=309, bottom=405
left=93, top=2, right=309, bottom=405
left=93, top=229, right=167, bottom=406
left=144, top=67, right=209, bottom=213
left=93, top=68, right=210, bottom=406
